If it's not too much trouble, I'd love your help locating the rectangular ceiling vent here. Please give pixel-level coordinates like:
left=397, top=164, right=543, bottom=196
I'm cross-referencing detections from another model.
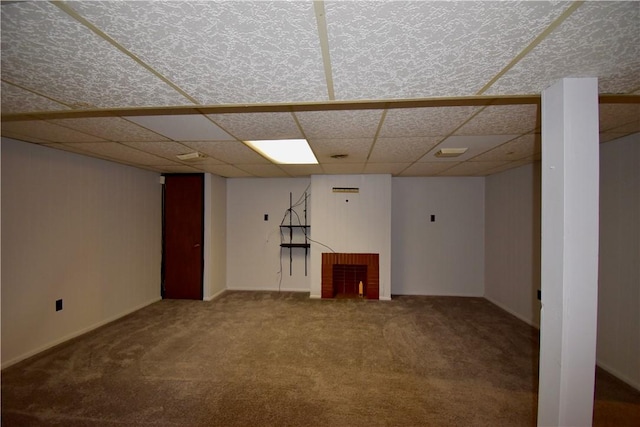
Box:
left=176, top=152, right=206, bottom=162
left=332, top=187, right=359, bottom=193
left=435, top=148, right=468, bottom=158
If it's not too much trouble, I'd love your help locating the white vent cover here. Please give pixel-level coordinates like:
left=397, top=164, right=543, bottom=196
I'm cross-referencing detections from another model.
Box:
left=176, top=152, right=206, bottom=161
left=435, top=148, right=468, bottom=158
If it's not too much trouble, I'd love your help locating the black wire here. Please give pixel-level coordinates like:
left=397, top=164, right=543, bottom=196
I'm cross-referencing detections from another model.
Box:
left=290, top=209, right=336, bottom=253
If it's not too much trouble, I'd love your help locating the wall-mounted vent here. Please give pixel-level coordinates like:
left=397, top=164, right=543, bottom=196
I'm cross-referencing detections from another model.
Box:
left=332, top=187, right=359, bottom=193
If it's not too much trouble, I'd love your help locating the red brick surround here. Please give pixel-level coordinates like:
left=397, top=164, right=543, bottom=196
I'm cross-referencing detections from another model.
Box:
left=321, top=253, right=379, bottom=299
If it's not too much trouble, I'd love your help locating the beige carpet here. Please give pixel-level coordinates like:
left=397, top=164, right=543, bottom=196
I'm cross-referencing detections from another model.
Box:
left=2, top=291, right=639, bottom=426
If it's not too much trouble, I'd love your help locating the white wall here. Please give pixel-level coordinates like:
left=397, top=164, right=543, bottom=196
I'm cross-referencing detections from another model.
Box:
left=310, top=175, right=392, bottom=299
left=597, top=132, right=640, bottom=389
left=484, top=163, right=541, bottom=326
left=391, top=177, right=485, bottom=296
left=1, top=139, right=162, bottom=367
left=226, top=178, right=311, bottom=292
left=203, top=173, right=227, bottom=300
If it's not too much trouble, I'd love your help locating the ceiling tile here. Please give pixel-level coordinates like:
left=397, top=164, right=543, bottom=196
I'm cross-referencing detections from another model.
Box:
left=439, top=161, right=510, bottom=176
left=600, top=132, right=633, bottom=144
left=484, top=159, right=535, bottom=176
left=380, top=106, right=481, bottom=137
left=363, top=163, right=411, bottom=175
left=196, top=164, right=253, bottom=178
left=234, top=164, right=289, bottom=178
left=325, top=1, right=572, bottom=99
left=156, top=164, right=202, bottom=173
left=2, top=121, right=107, bottom=143
left=277, top=164, right=325, bottom=177
left=321, top=163, right=366, bottom=175
left=369, top=137, right=441, bottom=163
left=1, top=82, right=69, bottom=114
left=69, top=1, right=327, bottom=104
left=399, top=162, right=456, bottom=177
left=122, top=141, right=203, bottom=161
left=127, top=115, right=234, bottom=141
left=48, top=117, right=170, bottom=142
left=471, top=134, right=540, bottom=162
left=296, top=110, right=383, bottom=139
left=183, top=141, right=269, bottom=164
left=1, top=2, right=192, bottom=109
left=455, top=105, right=538, bottom=135
left=599, top=103, right=640, bottom=132
left=207, top=112, right=303, bottom=141
left=63, top=143, right=170, bottom=165
left=308, top=138, right=373, bottom=163
left=420, top=135, right=520, bottom=162
left=1, top=131, right=50, bottom=144
left=486, top=2, right=640, bottom=95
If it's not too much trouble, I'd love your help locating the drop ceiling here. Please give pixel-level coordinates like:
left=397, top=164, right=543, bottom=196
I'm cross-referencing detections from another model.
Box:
left=1, top=1, right=639, bottom=178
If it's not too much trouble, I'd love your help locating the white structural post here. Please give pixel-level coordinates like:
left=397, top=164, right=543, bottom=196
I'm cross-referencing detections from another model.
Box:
left=538, top=78, right=600, bottom=426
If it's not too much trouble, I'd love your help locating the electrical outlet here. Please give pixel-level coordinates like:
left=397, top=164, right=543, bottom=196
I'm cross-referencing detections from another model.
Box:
left=430, top=214, right=435, bottom=222
left=56, top=299, right=63, bottom=311
left=264, top=214, right=269, bottom=221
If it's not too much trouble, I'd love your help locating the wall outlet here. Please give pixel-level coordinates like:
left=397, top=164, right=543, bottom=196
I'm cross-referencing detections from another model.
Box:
left=56, top=299, right=63, bottom=311
left=264, top=214, right=269, bottom=221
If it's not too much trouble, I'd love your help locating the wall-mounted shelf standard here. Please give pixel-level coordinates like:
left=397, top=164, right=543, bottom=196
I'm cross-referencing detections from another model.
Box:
left=280, top=192, right=309, bottom=276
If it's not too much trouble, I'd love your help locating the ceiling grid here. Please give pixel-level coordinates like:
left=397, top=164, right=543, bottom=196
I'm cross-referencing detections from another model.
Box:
left=1, top=0, right=638, bottom=177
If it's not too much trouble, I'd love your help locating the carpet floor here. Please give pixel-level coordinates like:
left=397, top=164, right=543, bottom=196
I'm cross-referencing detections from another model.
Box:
left=2, top=291, right=639, bottom=426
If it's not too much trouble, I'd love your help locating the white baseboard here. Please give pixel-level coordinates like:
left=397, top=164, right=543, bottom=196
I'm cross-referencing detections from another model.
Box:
left=226, top=286, right=310, bottom=293
left=483, top=295, right=540, bottom=329
left=596, top=359, right=640, bottom=391
left=379, top=295, right=392, bottom=301
left=204, top=288, right=227, bottom=301
left=2, top=296, right=162, bottom=370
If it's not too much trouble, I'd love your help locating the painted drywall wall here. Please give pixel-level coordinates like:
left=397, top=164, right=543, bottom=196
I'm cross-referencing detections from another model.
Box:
left=1, top=139, right=162, bottom=367
left=203, top=173, right=227, bottom=300
left=484, top=163, right=541, bottom=326
left=226, top=178, right=311, bottom=292
left=391, top=177, right=485, bottom=296
left=309, top=175, right=392, bottom=299
left=597, top=132, right=640, bottom=390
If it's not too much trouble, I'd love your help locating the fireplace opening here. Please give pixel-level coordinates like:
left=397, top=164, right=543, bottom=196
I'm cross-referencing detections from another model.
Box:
left=332, top=264, right=367, bottom=298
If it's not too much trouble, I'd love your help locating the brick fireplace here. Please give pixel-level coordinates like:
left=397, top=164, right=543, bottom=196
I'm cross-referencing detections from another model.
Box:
left=321, top=253, right=379, bottom=299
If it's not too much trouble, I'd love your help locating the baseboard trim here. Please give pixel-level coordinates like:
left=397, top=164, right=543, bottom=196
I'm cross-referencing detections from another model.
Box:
left=483, top=295, right=540, bottom=329
left=204, top=288, right=227, bottom=301
left=226, top=286, right=310, bottom=293
left=1, top=296, right=162, bottom=370
left=596, top=359, right=640, bottom=392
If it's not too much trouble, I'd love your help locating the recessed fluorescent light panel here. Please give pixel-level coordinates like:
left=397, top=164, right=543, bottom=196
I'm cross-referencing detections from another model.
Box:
left=246, top=139, right=318, bottom=164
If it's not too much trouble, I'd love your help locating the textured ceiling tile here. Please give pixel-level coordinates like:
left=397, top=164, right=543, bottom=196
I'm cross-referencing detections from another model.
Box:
left=1, top=131, right=50, bottom=144
left=610, top=121, right=640, bottom=134
left=48, top=117, right=170, bottom=142
left=183, top=141, right=269, bottom=164
left=196, top=164, right=252, bottom=178
left=207, top=112, right=303, bottom=141
left=296, top=110, right=383, bottom=139
left=325, top=1, right=572, bottom=99
left=420, top=135, right=519, bottom=162
left=369, top=137, right=441, bottom=163
left=308, top=138, right=373, bottom=163
left=156, top=164, right=204, bottom=173
left=69, top=1, right=327, bottom=104
left=380, top=106, right=481, bottom=137
left=321, top=163, right=366, bottom=175
left=455, top=105, right=538, bottom=135
left=1, top=2, right=192, bottom=108
left=2, top=121, right=107, bottom=143
left=471, top=134, right=540, bottom=162
left=1, top=82, right=70, bottom=114
left=234, top=164, right=289, bottom=178
left=399, top=162, right=457, bottom=176
left=121, top=141, right=201, bottom=161
left=363, top=163, right=410, bottom=175
left=599, top=104, right=640, bottom=131
left=277, top=164, right=324, bottom=177
left=439, top=161, right=510, bottom=176
left=486, top=2, right=640, bottom=95
left=63, top=142, right=169, bottom=165
left=127, top=115, right=234, bottom=141
left=484, top=159, right=535, bottom=176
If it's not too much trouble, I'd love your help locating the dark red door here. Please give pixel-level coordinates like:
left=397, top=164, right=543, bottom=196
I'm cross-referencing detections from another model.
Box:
left=163, top=174, right=203, bottom=300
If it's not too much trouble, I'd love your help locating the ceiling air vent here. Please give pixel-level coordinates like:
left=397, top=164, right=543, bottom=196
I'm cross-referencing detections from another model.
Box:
left=435, top=148, right=468, bottom=158
left=176, top=152, right=206, bottom=162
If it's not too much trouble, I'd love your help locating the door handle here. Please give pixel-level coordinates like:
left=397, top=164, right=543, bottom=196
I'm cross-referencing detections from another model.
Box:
left=194, top=243, right=201, bottom=248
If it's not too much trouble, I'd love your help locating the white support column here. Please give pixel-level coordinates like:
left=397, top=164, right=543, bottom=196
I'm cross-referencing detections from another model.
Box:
left=538, top=78, right=600, bottom=426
